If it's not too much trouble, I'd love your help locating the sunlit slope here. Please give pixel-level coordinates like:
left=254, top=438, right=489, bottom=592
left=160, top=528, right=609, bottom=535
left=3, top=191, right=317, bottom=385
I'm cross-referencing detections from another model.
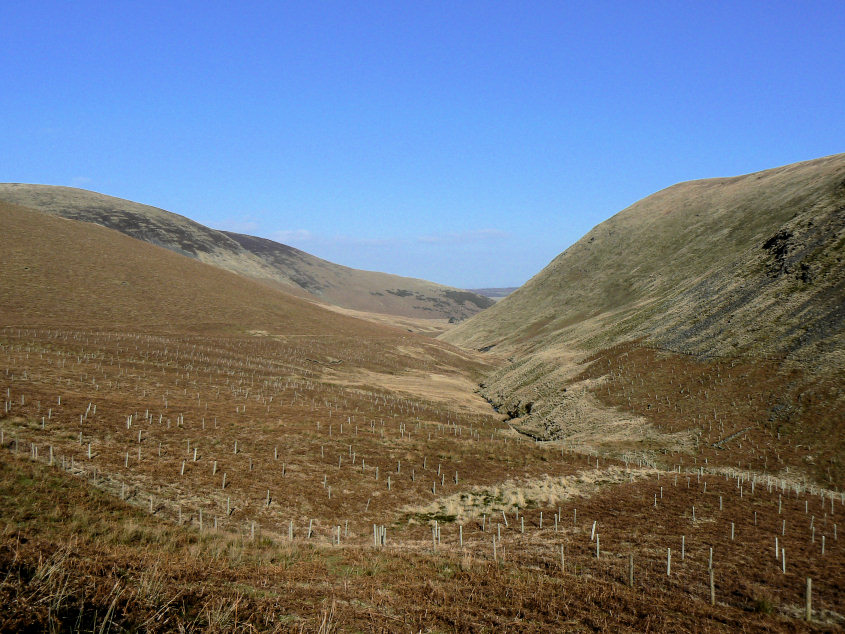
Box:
left=443, top=154, right=845, bottom=370
left=0, top=184, right=493, bottom=320
left=0, top=200, right=398, bottom=336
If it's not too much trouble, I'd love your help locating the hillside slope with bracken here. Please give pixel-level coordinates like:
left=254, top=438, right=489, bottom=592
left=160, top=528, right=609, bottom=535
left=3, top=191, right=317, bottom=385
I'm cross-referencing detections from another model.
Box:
left=0, top=198, right=490, bottom=382
left=0, top=200, right=380, bottom=337
left=2, top=185, right=843, bottom=631
left=0, top=184, right=493, bottom=321
left=443, top=154, right=845, bottom=486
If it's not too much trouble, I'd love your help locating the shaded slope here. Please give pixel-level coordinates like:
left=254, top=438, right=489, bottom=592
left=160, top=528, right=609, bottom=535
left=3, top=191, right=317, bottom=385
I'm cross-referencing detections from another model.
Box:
left=444, top=154, right=845, bottom=369
left=0, top=184, right=493, bottom=320
left=222, top=230, right=494, bottom=319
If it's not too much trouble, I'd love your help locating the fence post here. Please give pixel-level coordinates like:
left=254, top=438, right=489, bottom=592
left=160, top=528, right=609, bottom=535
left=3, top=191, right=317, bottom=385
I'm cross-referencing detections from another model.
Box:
left=805, top=578, right=812, bottom=622
left=709, top=567, right=715, bottom=606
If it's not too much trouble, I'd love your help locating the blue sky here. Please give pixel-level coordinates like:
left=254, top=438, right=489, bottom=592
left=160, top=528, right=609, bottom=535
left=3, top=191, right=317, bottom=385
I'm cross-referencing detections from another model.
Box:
left=2, top=1, right=843, bottom=288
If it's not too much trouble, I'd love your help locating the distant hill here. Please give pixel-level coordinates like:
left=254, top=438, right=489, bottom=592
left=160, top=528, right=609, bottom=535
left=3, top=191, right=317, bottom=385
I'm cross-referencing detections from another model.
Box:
left=468, top=287, right=519, bottom=299
left=0, top=199, right=391, bottom=336
left=0, top=184, right=494, bottom=321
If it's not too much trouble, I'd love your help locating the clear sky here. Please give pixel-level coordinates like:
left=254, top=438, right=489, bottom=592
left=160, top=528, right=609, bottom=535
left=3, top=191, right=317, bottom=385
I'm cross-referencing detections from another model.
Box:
left=2, top=1, right=843, bottom=288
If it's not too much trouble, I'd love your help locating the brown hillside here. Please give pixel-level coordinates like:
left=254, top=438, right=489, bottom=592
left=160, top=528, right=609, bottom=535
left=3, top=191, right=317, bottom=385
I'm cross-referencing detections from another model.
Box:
left=0, top=184, right=494, bottom=320
left=444, top=154, right=845, bottom=366
left=2, top=187, right=842, bottom=630
left=1, top=200, right=398, bottom=337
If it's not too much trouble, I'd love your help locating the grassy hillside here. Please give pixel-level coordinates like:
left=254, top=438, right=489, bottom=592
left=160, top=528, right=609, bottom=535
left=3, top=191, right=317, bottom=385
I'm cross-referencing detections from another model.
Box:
left=444, top=154, right=844, bottom=364
left=443, top=155, right=845, bottom=486
left=222, top=229, right=493, bottom=320
left=7, top=443, right=833, bottom=631
left=3, top=320, right=840, bottom=631
left=0, top=184, right=493, bottom=321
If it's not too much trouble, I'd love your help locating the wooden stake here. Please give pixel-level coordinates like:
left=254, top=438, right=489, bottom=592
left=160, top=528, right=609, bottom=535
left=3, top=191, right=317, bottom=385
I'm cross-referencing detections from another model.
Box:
left=805, top=577, right=812, bottom=622
left=709, top=567, right=715, bottom=606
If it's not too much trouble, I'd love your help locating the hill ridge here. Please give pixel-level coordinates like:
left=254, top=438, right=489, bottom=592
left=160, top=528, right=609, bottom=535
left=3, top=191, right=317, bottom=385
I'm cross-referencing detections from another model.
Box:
left=0, top=199, right=393, bottom=336
left=0, top=183, right=494, bottom=320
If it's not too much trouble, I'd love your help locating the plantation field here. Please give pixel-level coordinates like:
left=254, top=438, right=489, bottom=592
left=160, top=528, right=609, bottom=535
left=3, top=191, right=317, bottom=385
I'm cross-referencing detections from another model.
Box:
left=2, top=326, right=842, bottom=631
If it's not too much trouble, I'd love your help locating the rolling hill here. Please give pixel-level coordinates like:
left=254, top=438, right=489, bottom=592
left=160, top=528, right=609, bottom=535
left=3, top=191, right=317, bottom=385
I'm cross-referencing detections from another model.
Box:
left=0, top=184, right=494, bottom=321
left=444, top=154, right=845, bottom=364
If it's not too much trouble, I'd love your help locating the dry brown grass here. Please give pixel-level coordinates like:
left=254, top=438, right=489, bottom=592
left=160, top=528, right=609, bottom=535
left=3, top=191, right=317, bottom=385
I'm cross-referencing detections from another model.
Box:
left=0, top=196, right=842, bottom=630
left=441, top=156, right=845, bottom=500
left=4, top=444, right=840, bottom=632
left=575, top=342, right=845, bottom=487
left=2, top=325, right=842, bottom=631
left=444, top=153, right=845, bottom=365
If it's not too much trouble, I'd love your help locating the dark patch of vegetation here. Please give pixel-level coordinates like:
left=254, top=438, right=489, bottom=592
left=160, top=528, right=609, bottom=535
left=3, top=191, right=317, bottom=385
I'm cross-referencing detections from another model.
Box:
left=443, top=289, right=495, bottom=309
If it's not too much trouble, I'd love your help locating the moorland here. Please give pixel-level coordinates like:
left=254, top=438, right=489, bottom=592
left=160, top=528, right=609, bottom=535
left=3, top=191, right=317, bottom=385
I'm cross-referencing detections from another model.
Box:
left=1, top=154, right=843, bottom=631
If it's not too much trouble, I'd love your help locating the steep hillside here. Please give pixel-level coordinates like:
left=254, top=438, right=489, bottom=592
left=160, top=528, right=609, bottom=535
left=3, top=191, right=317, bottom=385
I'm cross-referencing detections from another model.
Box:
left=443, top=155, right=845, bottom=485
left=445, top=154, right=844, bottom=365
left=0, top=184, right=493, bottom=320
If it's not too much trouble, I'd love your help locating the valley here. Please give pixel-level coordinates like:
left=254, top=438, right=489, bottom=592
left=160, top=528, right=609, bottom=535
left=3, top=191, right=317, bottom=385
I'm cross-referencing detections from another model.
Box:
left=1, top=156, right=843, bottom=631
